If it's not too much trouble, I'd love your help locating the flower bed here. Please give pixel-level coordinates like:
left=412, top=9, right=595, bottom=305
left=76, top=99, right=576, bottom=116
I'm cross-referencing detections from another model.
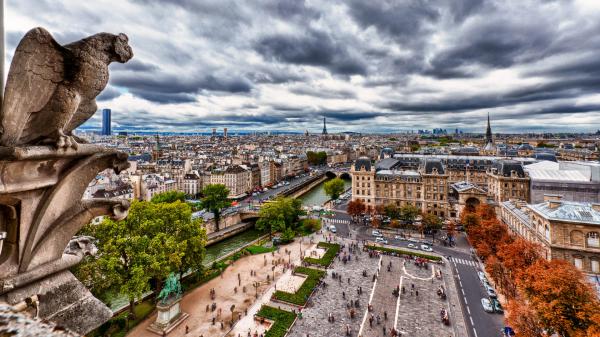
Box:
left=365, top=245, right=441, bottom=261
left=272, top=266, right=325, bottom=306
left=303, top=242, right=340, bottom=267
left=256, top=305, right=297, bottom=337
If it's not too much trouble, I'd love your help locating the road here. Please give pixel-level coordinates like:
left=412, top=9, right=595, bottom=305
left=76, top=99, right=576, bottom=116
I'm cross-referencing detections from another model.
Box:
left=324, top=202, right=505, bottom=337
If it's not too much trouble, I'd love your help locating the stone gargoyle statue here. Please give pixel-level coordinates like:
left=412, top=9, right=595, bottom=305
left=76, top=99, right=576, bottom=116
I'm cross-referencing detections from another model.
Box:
left=0, top=27, right=133, bottom=149
left=0, top=27, right=133, bottom=335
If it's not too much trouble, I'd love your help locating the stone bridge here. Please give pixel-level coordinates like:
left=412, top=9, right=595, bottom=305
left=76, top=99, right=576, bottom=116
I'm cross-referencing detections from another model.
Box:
left=324, top=165, right=351, bottom=179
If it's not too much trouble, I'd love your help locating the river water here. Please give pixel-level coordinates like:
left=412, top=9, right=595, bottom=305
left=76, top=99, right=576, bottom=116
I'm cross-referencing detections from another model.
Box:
left=297, top=178, right=352, bottom=207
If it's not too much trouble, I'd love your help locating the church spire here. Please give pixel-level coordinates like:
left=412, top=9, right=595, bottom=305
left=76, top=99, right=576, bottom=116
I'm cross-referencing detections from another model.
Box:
left=485, top=112, right=492, bottom=144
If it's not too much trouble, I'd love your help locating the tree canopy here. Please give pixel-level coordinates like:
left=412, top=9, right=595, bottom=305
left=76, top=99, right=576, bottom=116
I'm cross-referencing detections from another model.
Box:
left=73, top=200, right=206, bottom=317
left=347, top=199, right=366, bottom=220
left=201, top=184, right=231, bottom=231
left=151, top=191, right=186, bottom=204
left=255, top=197, right=302, bottom=239
left=306, top=151, right=327, bottom=165
left=324, top=178, right=345, bottom=200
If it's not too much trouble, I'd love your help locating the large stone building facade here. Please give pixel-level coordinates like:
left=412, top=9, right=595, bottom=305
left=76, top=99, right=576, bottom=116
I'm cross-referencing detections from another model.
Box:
left=501, top=197, right=600, bottom=276
left=351, top=155, right=531, bottom=218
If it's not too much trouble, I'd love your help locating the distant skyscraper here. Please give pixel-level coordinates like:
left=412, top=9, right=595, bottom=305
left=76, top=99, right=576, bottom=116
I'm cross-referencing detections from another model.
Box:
left=322, top=117, right=327, bottom=135
left=101, top=109, right=111, bottom=136
left=224, top=127, right=228, bottom=139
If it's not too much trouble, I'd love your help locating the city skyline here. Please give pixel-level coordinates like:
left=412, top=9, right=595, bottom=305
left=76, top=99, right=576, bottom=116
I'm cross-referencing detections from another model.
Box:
left=6, top=0, right=600, bottom=133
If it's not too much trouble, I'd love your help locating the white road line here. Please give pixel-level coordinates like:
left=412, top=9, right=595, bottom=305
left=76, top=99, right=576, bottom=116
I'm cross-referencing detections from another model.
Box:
left=470, top=316, right=474, bottom=325
left=466, top=305, right=471, bottom=314
left=394, top=275, right=404, bottom=329
left=358, top=255, right=382, bottom=337
left=464, top=297, right=468, bottom=305
left=473, top=327, right=479, bottom=337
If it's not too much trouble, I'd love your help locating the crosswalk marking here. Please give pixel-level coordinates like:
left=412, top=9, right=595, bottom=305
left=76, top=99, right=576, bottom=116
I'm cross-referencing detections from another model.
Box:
left=450, top=257, right=479, bottom=267
left=322, top=218, right=349, bottom=225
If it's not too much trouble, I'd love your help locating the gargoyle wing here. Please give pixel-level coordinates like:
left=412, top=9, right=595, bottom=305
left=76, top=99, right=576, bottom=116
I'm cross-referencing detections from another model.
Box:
left=0, top=27, right=68, bottom=146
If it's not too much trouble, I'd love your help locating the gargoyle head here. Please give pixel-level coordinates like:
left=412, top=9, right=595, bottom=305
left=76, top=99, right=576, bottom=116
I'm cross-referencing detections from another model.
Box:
left=112, top=200, right=130, bottom=221
left=112, top=33, right=133, bottom=63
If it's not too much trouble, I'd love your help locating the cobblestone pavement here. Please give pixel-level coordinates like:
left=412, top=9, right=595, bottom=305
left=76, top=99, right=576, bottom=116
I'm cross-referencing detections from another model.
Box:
left=359, top=255, right=399, bottom=337
left=288, top=242, right=379, bottom=337
left=394, top=260, right=460, bottom=337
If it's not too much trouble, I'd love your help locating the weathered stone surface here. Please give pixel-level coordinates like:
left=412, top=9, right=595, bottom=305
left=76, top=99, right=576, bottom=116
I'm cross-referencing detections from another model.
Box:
left=0, top=305, right=79, bottom=337
left=0, top=27, right=134, bottom=335
left=0, top=27, right=133, bottom=149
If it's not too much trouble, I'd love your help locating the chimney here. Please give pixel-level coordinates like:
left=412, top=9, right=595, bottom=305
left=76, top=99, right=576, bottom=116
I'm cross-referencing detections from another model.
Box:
left=543, top=194, right=563, bottom=202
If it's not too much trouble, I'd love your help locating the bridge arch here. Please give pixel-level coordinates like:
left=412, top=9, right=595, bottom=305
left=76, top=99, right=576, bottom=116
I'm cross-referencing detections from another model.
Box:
left=325, top=171, right=337, bottom=179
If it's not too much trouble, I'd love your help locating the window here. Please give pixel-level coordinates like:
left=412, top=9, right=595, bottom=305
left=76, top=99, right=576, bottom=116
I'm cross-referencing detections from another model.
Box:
left=574, top=257, right=583, bottom=270
left=586, top=232, right=599, bottom=247
left=592, top=260, right=600, bottom=273
left=545, top=225, right=550, bottom=241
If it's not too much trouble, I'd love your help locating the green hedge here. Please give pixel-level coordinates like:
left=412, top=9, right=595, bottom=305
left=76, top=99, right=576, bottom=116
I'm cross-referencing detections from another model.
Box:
left=256, top=305, right=297, bottom=337
left=245, top=245, right=276, bottom=255
left=365, top=245, right=441, bottom=261
left=272, top=266, right=325, bottom=306
left=303, top=242, right=340, bottom=267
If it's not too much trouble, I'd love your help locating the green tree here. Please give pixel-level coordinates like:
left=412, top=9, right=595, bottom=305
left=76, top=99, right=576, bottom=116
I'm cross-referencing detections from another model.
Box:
left=281, top=227, right=295, bottom=243
left=306, top=151, right=328, bottom=165
left=73, top=200, right=207, bottom=317
left=400, top=204, right=420, bottom=224
left=151, top=191, right=186, bottom=204
left=201, top=184, right=231, bottom=231
left=421, top=213, right=443, bottom=243
left=384, top=204, right=401, bottom=219
left=324, top=178, right=345, bottom=200
left=255, top=197, right=302, bottom=239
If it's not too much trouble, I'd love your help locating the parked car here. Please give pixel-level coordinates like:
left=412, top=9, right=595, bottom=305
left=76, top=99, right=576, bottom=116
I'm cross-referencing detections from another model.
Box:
left=491, top=298, right=503, bottom=313
left=477, top=271, right=487, bottom=284
left=372, top=230, right=383, bottom=237
left=481, top=298, right=494, bottom=313
left=407, top=243, right=417, bottom=249
left=394, top=235, right=405, bottom=240
left=485, top=285, right=498, bottom=298
left=330, top=226, right=337, bottom=233
left=375, top=237, right=388, bottom=244
left=407, top=238, right=419, bottom=243
left=420, top=244, right=433, bottom=252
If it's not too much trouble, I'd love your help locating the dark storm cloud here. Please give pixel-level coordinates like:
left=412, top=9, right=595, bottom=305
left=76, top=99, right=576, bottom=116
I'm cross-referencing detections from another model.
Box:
left=97, top=86, right=122, bottom=101
left=255, top=29, right=367, bottom=75
left=9, top=0, right=600, bottom=132
left=111, top=72, right=252, bottom=103
left=427, top=18, right=554, bottom=78
left=346, top=0, right=440, bottom=43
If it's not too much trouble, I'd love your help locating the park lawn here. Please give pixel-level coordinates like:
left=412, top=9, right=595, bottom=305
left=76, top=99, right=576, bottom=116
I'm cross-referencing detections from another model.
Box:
left=245, top=245, right=276, bottom=255
left=365, top=245, right=441, bottom=261
left=272, top=266, right=325, bottom=306
left=303, top=242, right=340, bottom=267
left=256, top=305, right=297, bottom=337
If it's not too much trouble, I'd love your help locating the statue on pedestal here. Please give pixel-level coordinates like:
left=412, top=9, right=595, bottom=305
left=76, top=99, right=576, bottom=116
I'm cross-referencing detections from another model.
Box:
left=148, top=273, right=189, bottom=335
left=0, top=27, right=133, bottom=335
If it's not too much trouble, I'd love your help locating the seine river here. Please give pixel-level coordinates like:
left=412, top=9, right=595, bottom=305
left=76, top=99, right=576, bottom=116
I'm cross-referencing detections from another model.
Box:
left=297, top=177, right=351, bottom=207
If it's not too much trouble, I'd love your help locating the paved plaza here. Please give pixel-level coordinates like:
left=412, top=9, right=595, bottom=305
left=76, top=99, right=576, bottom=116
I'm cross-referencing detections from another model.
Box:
left=288, top=243, right=468, bottom=337
left=288, top=238, right=378, bottom=337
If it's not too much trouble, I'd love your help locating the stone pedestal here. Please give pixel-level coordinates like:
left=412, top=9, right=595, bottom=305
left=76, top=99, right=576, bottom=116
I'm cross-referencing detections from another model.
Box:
left=147, top=297, right=189, bottom=335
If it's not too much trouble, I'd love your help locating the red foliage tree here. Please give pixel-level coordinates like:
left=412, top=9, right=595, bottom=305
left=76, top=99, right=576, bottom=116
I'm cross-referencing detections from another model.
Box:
left=505, top=299, right=546, bottom=337
left=347, top=199, right=366, bottom=220
left=517, top=259, right=600, bottom=337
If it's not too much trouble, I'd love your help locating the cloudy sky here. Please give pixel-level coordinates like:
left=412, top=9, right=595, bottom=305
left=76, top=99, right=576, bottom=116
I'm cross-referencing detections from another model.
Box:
left=6, top=0, right=600, bottom=133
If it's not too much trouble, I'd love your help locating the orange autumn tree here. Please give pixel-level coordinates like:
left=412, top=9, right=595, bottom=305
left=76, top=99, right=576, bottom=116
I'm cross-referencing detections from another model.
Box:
left=506, top=299, right=546, bottom=337
left=517, top=259, right=600, bottom=337
left=347, top=199, right=366, bottom=220
left=496, top=238, right=542, bottom=298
